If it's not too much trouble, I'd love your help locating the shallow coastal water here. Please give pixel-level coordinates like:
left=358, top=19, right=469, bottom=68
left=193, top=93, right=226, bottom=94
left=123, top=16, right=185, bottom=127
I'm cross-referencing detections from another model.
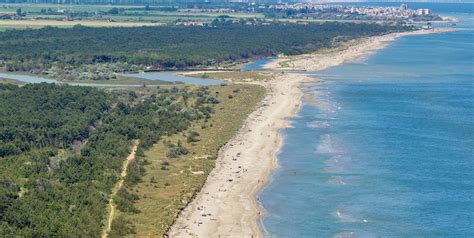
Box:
left=259, top=8, right=474, bottom=238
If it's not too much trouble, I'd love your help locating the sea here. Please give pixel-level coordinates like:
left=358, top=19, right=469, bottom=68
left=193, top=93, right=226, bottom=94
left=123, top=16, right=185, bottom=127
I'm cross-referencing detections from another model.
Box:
left=258, top=3, right=474, bottom=237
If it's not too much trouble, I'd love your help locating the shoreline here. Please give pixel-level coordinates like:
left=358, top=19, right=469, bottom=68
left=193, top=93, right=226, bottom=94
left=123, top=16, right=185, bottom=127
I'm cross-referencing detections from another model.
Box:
left=168, top=71, right=310, bottom=237
left=263, top=28, right=456, bottom=71
left=167, top=27, right=457, bottom=238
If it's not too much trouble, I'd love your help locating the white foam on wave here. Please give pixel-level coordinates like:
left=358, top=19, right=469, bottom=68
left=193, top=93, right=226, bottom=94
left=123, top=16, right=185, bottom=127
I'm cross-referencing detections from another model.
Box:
left=316, top=134, right=339, bottom=154
left=307, top=121, right=330, bottom=129
left=316, top=134, right=354, bottom=173
left=334, top=231, right=356, bottom=238
left=326, top=176, right=349, bottom=186
left=324, top=153, right=356, bottom=173
left=321, top=101, right=342, bottom=116
left=335, top=209, right=369, bottom=224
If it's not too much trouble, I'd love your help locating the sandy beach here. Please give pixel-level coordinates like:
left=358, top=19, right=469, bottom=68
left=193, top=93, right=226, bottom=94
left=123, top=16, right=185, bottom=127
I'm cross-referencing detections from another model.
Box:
left=167, top=27, right=456, bottom=238
left=264, top=28, right=456, bottom=71
left=169, top=71, right=309, bottom=237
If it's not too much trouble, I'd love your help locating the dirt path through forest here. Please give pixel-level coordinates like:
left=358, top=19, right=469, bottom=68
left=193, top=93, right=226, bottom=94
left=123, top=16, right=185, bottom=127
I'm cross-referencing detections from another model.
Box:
left=102, top=140, right=139, bottom=238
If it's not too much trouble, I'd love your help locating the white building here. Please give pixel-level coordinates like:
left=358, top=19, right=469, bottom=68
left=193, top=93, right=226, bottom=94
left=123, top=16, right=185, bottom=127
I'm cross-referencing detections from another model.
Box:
left=400, top=4, right=408, bottom=11
left=416, top=9, right=432, bottom=15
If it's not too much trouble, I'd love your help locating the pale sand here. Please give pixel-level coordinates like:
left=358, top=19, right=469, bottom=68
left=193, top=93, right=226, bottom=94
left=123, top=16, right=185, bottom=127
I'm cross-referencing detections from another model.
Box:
left=168, top=71, right=309, bottom=238
left=168, top=28, right=456, bottom=238
left=264, top=28, right=456, bottom=72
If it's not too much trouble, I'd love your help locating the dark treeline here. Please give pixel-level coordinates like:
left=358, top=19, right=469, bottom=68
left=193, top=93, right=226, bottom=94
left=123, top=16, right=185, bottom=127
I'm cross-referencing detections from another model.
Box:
left=0, top=83, right=112, bottom=157
left=0, top=83, right=219, bottom=236
left=0, top=23, right=411, bottom=79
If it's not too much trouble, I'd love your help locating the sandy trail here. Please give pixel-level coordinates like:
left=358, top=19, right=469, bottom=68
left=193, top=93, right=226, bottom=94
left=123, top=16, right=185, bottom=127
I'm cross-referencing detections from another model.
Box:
left=102, top=140, right=139, bottom=238
left=168, top=28, right=456, bottom=238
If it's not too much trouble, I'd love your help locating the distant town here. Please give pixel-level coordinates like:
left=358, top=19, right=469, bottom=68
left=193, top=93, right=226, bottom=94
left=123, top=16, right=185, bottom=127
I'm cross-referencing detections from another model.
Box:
left=0, top=2, right=443, bottom=29
left=174, top=3, right=442, bottom=27
left=168, top=3, right=443, bottom=26
left=256, top=3, right=442, bottom=22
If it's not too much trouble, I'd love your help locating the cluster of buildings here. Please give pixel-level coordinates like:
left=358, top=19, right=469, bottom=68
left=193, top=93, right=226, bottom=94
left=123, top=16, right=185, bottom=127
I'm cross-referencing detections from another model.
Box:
left=175, top=20, right=208, bottom=26
left=176, top=8, right=235, bottom=13
left=344, top=4, right=433, bottom=18
left=175, top=17, right=267, bottom=27
left=263, top=3, right=436, bottom=20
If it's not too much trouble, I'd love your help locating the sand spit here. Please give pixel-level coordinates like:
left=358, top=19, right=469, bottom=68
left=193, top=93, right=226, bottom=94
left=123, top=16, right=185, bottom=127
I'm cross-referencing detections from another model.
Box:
left=264, top=28, right=456, bottom=72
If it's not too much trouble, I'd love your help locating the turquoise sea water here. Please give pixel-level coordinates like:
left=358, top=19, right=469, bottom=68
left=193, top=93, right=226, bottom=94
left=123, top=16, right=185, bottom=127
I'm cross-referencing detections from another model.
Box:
left=259, top=5, right=474, bottom=237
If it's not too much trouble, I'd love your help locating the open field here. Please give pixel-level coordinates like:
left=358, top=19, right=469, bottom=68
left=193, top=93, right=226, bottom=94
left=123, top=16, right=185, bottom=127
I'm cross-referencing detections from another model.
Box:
left=0, top=3, right=144, bottom=13
left=0, top=3, right=264, bottom=26
left=112, top=83, right=265, bottom=236
left=0, top=77, right=22, bottom=85
left=105, top=12, right=263, bottom=24
left=70, top=75, right=173, bottom=86
left=185, top=71, right=273, bottom=83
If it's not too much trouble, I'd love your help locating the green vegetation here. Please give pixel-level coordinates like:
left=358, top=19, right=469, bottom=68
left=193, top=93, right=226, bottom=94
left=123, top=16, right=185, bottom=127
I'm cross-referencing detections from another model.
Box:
left=0, top=23, right=411, bottom=80
left=0, top=77, right=22, bottom=84
left=116, top=83, right=265, bottom=236
left=0, top=83, right=112, bottom=157
left=189, top=71, right=273, bottom=83
left=68, top=74, right=171, bottom=86
left=0, top=7, right=414, bottom=235
left=0, top=83, right=223, bottom=236
left=0, top=3, right=263, bottom=25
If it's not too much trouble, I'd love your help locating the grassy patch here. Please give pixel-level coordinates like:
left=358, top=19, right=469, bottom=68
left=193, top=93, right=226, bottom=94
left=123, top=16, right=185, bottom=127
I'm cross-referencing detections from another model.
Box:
left=188, top=71, right=272, bottom=83
left=0, top=77, right=23, bottom=85
left=68, top=75, right=174, bottom=86
left=117, top=83, right=265, bottom=236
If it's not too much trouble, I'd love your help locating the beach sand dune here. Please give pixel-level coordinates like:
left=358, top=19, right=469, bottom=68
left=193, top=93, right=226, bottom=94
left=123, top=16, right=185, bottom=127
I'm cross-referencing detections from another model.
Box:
left=169, top=72, right=309, bottom=237
left=168, top=28, right=455, bottom=238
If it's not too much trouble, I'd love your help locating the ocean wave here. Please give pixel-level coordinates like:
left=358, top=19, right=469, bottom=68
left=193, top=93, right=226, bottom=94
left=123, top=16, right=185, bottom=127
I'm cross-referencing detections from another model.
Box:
left=307, top=121, right=330, bottom=129
left=316, top=134, right=340, bottom=154
left=327, top=176, right=349, bottom=186
left=316, top=134, right=355, bottom=174
left=334, top=231, right=356, bottom=238
left=335, top=209, right=369, bottom=224
left=334, top=230, right=378, bottom=238
left=324, top=155, right=355, bottom=174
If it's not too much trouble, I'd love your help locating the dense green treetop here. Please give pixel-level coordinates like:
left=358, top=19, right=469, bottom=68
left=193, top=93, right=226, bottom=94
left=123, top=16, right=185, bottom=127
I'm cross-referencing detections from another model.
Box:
left=0, top=83, right=112, bottom=157
left=0, top=23, right=410, bottom=77
left=0, top=84, right=219, bottom=236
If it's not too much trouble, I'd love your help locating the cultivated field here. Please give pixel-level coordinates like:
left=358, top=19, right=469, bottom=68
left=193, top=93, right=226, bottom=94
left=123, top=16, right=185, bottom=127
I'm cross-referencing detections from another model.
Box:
left=0, top=3, right=265, bottom=27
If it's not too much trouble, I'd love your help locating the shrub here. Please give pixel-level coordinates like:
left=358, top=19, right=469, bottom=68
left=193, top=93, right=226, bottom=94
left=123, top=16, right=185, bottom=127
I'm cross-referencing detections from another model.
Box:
left=109, top=216, right=136, bottom=236
left=114, top=188, right=140, bottom=213
left=186, top=131, right=200, bottom=143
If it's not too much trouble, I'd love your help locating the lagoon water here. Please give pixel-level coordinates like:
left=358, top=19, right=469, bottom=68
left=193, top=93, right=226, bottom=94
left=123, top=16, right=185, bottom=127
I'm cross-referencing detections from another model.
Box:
left=0, top=71, right=223, bottom=86
left=126, top=72, right=224, bottom=85
left=259, top=5, right=474, bottom=237
left=0, top=73, right=57, bottom=84
left=241, top=58, right=274, bottom=71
